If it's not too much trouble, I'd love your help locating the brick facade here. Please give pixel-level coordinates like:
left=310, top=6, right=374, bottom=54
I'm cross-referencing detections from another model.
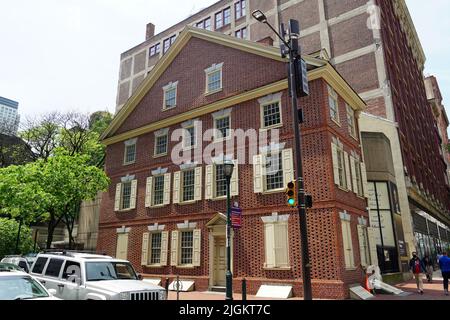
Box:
left=99, top=33, right=369, bottom=299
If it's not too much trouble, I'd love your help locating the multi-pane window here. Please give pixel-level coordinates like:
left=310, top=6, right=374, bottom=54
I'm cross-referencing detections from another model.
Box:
left=235, top=0, right=246, bottom=19
left=235, top=27, right=247, bottom=39
left=124, top=143, right=136, bottom=164
left=215, top=7, right=231, bottom=29
left=196, top=17, right=211, bottom=30
left=180, top=231, right=194, bottom=265
left=182, top=170, right=195, bottom=202
left=215, top=12, right=223, bottom=29
left=328, top=86, right=339, bottom=123
left=347, top=105, right=357, bottom=138
left=149, top=43, right=161, bottom=57
left=207, top=70, right=222, bottom=92
left=164, top=87, right=177, bottom=109
left=337, top=148, right=346, bottom=189
left=150, top=233, right=162, bottom=265
left=153, top=175, right=165, bottom=206
left=184, top=126, right=196, bottom=148
left=262, top=102, right=282, bottom=128
left=121, top=182, right=132, bottom=210
left=265, top=153, right=284, bottom=191
left=354, top=159, right=364, bottom=196
left=215, top=164, right=227, bottom=197
left=215, top=116, right=230, bottom=140
left=155, top=134, right=168, bottom=156
left=163, top=35, right=176, bottom=54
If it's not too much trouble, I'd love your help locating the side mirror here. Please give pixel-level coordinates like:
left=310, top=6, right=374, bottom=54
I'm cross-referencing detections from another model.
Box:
left=48, top=289, right=57, bottom=296
left=138, top=274, right=143, bottom=280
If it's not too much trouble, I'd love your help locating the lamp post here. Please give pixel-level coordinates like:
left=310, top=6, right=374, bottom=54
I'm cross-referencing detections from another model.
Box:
left=252, top=10, right=313, bottom=300
left=224, top=160, right=235, bottom=301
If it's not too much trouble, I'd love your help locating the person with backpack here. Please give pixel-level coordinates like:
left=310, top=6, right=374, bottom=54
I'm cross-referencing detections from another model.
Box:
left=409, top=252, right=426, bottom=294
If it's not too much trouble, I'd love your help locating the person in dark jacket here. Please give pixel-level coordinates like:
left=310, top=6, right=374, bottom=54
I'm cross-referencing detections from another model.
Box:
left=422, top=256, right=434, bottom=283
left=439, top=251, right=450, bottom=296
left=409, top=252, right=426, bottom=294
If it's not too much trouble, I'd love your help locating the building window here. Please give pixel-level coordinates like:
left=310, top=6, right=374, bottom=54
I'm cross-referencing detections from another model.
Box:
left=150, top=233, right=162, bottom=265
left=163, top=82, right=178, bottom=110
left=207, top=70, right=222, bottom=93
left=332, top=142, right=349, bottom=190
left=357, top=225, right=370, bottom=267
left=154, top=134, right=168, bottom=156
left=235, top=27, right=247, bottom=39
left=121, top=182, right=132, bottom=210
left=328, top=85, right=340, bottom=123
left=214, top=115, right=230, bottom=140
left=153, top=175, right=165, bottom=206
left=263, top=220, right=290, bottom=269
left=182, top=169, right=195, bottom=202
left=262, top=102, right=282, bottom=129
left=215, top=164, right=227, bottom=198
left=163, top=35, right=176, bottom=54
left=354, top=159, right=364, bottom=197
left=347, top=105, right=357, bottom=138
left=265, top=152, right=284, bottom=191
left=235, top=0, right=246, bottom=19
left=124, top=140, right=137, bottom=165
left=180, top=231, right=194, bottom=265
left=215, top=7, right=231, bottom=29
left=196, top=17, right=211, bottom=30
left=341, top=218, right=355, bottom=269
left=149, top=43, right=161, bottom=57
left=184, top=125, right=196, bottom=149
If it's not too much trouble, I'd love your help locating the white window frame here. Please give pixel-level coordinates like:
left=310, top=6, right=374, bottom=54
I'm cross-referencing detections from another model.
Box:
left=154, top=128, right=169, bottom=157
left=179, top=230, right=194, bottom=266
left=183, top=125, right=197, bottom=150
left=151, top=175, right=166, bottom=207
left=205, top=63, right=223, bottom=95
left=123, top=139, right=137, bottom=165
left=212, top=108, right=232, bottom=142
left=121, top=181, right=133, bottom=210
left=340, top=212, right=356, bottom=270
left=148, top=232, right=163, bottom=266
left=262, top=214, right=291, bottom=270
left=181, top=169, right=196, bottom=203
left=328, top=85, right=340, bottom=125
left=259, top=93, right=283, bottom=130
left=163, top=81, right=178, bottom=110
left=346, top=104, right=357, bottom=140
left=263, top=151, right=284, bottom=193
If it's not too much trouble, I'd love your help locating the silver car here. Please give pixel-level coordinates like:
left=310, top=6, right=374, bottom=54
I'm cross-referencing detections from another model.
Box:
left=0, top=270, right=60, bottom=300
left=30, top=252, right=166, bottom=300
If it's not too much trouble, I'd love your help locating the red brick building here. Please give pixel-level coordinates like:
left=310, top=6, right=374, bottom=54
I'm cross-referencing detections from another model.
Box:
left=98, top=28, right=372, bottom=299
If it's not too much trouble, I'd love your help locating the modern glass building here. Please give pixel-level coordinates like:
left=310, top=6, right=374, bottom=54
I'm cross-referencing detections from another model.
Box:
left=0, top=96, right=20, bottom=136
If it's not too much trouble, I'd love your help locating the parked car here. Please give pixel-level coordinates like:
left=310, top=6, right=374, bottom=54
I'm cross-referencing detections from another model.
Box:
left=0, top=263, right=23, bottom=272
left=24, top=253, right=38, bottom=268
left=1, top=256, right=31, bottom=273
left=0, top=270, right=60, bottom=300
left=29, top=252, right=166, bottom=300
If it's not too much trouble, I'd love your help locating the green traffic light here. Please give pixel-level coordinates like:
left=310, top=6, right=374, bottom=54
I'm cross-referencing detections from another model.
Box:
left=288, top=198, right=296, bottom=206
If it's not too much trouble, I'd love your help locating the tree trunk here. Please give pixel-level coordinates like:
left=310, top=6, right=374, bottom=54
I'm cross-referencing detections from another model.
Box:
left=46, top=224, right=55, bottom=249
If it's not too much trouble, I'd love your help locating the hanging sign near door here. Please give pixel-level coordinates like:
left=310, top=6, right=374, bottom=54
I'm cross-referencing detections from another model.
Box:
left=231, top=205, right=242, bottom=229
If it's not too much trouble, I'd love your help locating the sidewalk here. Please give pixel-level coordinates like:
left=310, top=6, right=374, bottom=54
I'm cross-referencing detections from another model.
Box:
left=167, top=291, right=302, bottom=300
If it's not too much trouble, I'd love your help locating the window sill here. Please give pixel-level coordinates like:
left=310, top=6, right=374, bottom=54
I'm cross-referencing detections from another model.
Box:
left=336, top=185, right=350, bottom=193
left=209, top=196, right=227, bottom=202
left=162, top=106, right=177, bottom=112
left=149, top=204, right=167, bottom=209
left=345, top=267, right=357, bottom=271
left=260, top=124, right=283, bottom=131
left=123, top=161, right=136, bottom=166
left=205, top=88, right=223, bottom=96
left=175, top=265, right=197, bottom=269
left=117, top=209, right=134, bottom=213
left=182, top=145, right=198, bottom=152
left=261, top=188, right=285, bottom=195
left=153, top=153, right=168, bottom=159
left=144, top=264, right=164, bottom=269
left=331, top=118, right=341, bottom=127
left=263, top=267, right=292, bottom=271
left=212, top=136, right=232, bottom=143
left=349, top=133, right=359, bottom=142
left=177, top=200, right=198, bottom=206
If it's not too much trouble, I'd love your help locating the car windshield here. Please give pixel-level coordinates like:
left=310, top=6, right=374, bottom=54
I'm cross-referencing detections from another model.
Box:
left=86, top=262, right=138, bottom=281
left=0, top=276, right=49, bottom=300
left=0, top=263, right=22, bottom=272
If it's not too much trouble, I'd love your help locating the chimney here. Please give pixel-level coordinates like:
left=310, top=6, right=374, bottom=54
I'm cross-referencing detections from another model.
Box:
left=257, top=36, right=274, bottom=47
left=146, top=23, right=155, bottom=40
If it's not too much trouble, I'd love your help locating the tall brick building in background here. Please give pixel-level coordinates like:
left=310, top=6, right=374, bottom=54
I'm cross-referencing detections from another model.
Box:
left=99, top=28, right=373, bottom=299
left=112, top=0, right=450, bottom=279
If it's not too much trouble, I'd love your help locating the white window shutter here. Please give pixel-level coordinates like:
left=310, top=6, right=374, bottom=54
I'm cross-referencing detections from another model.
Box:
left=145, top=177, right=153, bottom=208
left=116, top=233, right=129, bottom=260
left=331, top=143, right=339, bottom=186
left=264, top=223, right=275, bottom=268
left=344, top=152, right=351, bottom=190
left=173, top=172, right=181, bottom=204
left=170, top=231, right=179, bottom=266
left=253, top=154, right=264, bottom=193
left=193, top=229, right=202, bottom=267
left=230, top=160, right=239, bottom=197
left=114, top=183, right=122, bottom=211
left=274, top=223, right=289, bottom=268
left=160, top=231, right=169, bottom=266
left=360, top=162, right=369, bottom=198
left=341, top=221, right=355, bottom=268
left=163, top=173, right=171, bottom=205
left=194, top=167, right=203, bottom=201
left=350, top=157, right=358, bottom=194
left=282, top=149, right=294, bottom=186
left=367, top=226, right=379, bottom=266
left=130, top=180, right=138, bottom=210
left=357, top=226, right=368, bottom=267
left=205, top=165, right=214, bottom=200
left=141, top=233, right=149, bottom=266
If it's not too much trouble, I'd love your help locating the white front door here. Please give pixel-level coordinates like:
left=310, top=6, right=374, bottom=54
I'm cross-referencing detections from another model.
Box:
left=116, top=233, right=129, bottom=260
left=213, top=237, right=226, bottom=287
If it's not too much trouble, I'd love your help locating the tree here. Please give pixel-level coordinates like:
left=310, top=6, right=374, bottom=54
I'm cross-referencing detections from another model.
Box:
left=0, top=218, right=34, bottom=259
left=0, top=133, right=35, bottom=168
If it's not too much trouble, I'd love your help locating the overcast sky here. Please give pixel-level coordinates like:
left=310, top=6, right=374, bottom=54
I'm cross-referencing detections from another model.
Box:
left=0, top=0, right=449, bottom=128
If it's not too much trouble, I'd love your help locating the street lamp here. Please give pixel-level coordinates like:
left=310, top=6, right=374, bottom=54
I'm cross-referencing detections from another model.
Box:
left=252, top=10, right=313, bottom=300
left=224, top=160, right=235, bottom=301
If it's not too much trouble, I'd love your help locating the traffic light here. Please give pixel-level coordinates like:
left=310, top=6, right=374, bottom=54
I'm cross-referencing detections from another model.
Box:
left=286, top=181, right=297, bottom=207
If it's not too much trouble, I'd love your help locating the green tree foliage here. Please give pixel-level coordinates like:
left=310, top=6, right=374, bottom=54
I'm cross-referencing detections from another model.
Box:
left=0, top=218, right=34, bottom=259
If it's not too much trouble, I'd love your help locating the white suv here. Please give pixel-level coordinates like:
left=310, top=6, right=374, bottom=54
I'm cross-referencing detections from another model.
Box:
left=29, top=252, right=166, bottom=300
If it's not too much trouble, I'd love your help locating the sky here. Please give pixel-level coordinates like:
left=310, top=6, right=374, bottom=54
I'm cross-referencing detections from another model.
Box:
left=0, top=0, right=449, bottom=129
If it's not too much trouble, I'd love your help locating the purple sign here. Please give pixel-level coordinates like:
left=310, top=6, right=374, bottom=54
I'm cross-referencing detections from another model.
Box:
left=231, top=206, right=242, bottom=229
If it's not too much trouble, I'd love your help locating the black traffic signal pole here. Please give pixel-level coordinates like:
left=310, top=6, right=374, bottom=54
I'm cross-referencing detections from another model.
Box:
left=286, top=20, right=313, bottom=301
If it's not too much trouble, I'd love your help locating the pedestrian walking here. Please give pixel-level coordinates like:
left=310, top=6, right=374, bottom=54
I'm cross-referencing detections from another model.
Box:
left=409, top=252, right=426, bottom=294
left=438, top=251, right=450, bottom=296
left=422, top=255, right=434, bottom=283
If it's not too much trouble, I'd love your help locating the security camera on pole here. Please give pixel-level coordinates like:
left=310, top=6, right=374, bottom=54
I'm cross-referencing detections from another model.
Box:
left=252, top=10, right=313, bottom=300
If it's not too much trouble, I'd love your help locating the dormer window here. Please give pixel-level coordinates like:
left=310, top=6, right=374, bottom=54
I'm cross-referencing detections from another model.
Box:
left=205, top=63, right=223, bottom=94
left=163, top=82, right=178, bottom=110
left=123, top=139, right=137, bottom=165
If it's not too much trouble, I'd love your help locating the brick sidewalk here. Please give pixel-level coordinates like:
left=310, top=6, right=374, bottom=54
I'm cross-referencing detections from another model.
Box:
left=167, top=291, right=302, bottom=300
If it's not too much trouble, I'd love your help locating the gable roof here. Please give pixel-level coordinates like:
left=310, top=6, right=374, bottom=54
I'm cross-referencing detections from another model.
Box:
left=101, top=26, right=365, bottom=145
